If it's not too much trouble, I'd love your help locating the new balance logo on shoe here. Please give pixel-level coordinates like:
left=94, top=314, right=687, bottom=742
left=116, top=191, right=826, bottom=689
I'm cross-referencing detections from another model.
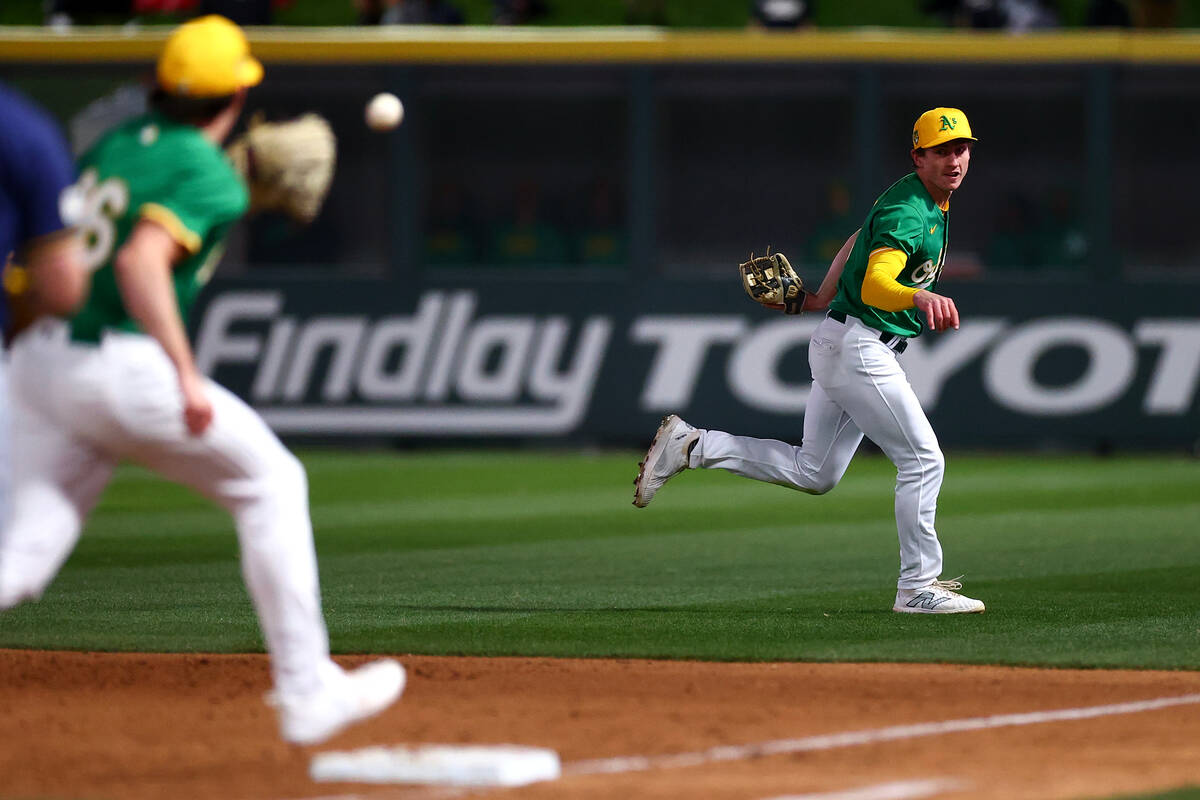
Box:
left=904, top=591, right=951, bottom=610
left=893, top=580, right=985, bottom=614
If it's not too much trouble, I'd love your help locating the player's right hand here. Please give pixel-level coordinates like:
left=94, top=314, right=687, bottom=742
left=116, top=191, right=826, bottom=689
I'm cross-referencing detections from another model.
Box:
left=913, top=290, right=960, bottom=332
left=179, top=370, right=214, bottom=436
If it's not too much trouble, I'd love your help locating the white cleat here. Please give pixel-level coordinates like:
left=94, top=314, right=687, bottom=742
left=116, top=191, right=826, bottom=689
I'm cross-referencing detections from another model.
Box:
left=893, top=577, right=985, bottom=614
left=270, top=659, right=406, bottom=745
left=633, top=414, right=701, bottom=508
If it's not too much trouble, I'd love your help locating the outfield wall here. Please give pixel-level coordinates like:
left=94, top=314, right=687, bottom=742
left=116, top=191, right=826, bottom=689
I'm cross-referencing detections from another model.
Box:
left=3, top=29, right=1198, bottom=448
left=5, top=28, right=1200, bottom=279
left=192, top=276, right=1200, bottom=450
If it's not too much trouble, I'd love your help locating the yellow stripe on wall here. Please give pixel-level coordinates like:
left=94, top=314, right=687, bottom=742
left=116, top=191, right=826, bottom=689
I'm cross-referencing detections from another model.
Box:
left=0, top=27, right=1199, bottom=65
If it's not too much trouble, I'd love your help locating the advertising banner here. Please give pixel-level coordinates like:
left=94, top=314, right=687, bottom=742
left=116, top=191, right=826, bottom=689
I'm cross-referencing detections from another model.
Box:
left=193, top=277, right=1200, bottom=449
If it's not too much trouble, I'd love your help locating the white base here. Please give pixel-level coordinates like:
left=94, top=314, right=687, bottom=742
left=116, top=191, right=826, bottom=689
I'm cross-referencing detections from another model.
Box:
left=310, top=744, right=561, bottom=787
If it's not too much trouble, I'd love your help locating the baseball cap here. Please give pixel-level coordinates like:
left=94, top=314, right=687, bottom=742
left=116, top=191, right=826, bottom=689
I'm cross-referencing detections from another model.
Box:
left=156, top=15, right=263, bottom=97
left=911, top=107, right=977, bottom=150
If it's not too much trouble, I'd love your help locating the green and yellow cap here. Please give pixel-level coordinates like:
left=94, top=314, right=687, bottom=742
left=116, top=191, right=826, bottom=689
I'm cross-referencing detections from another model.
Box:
left=911, top=107, right=977, bottom=150
left=156, top=15, right=263, bottom=97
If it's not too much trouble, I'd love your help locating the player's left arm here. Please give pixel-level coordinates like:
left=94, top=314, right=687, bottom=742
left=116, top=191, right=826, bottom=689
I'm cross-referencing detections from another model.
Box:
left=113, top=219, right=213, bottom=436
left=861, top=249, right=958, bottom=331
left=861, top=248, right=916, bottom=311
left=861, top=202, right=959, bottom=332
left=912, top=288, right=959, bottom=331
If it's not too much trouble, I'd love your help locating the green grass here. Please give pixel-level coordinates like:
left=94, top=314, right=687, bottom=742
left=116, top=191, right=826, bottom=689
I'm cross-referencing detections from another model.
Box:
left=1, top=450, right=1198, bottom=669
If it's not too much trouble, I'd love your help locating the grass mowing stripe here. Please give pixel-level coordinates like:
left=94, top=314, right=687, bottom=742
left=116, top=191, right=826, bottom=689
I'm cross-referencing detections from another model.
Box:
left=82, top=484, right=1200, bottom=540
left=72, top=501, right=1200, bottom=589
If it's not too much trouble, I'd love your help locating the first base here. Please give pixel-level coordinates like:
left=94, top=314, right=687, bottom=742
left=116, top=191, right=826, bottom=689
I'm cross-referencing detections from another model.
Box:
left=310, top=744, right=561, bottom=787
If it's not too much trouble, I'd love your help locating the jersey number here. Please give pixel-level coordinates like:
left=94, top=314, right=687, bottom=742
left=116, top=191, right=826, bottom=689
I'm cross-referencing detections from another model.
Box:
left=62, top=168, right=129, bottom=271
left=910, top=247, right=945, bottom=288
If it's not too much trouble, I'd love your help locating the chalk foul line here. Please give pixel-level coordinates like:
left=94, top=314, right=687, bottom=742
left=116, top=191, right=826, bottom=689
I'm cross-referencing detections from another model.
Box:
left=565, top=692, right=1200, bottom=777
left=762, top=778, right=968, bottom=800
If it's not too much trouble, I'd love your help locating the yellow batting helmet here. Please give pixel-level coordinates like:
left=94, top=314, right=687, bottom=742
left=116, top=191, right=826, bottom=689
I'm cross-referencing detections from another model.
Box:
left=157, top=15, right=263, bottom=97
left=912, top=107, right=977, bottom=150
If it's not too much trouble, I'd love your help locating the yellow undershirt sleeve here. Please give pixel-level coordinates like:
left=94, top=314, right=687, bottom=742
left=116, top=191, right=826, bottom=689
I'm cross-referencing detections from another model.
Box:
left=861, top=248, right=919, bottom=312
left=140, top=203, right=202, bottom=255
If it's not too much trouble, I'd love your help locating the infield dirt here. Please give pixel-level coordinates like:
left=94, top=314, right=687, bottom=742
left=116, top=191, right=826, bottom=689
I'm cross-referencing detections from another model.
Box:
left=3, top=649, right=1199, bottom=800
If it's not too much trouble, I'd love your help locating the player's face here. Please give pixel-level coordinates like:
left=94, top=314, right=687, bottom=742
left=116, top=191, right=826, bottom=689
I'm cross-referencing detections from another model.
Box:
left=915, top=140, right=972, bottom=196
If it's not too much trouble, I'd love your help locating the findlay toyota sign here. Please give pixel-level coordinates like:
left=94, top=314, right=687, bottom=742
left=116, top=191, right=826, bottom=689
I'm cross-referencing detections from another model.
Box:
left=193, top=286, right=1200, bottom=445
left=195, top=291, right=612, bottom=434
left=633, top=315, right=1200, bottom=417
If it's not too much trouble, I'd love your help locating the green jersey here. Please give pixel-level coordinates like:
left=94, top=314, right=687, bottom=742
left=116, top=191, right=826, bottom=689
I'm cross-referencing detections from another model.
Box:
left=68, top=112, right=248, bottom=343
left=829, top=172, right=949, bottom=338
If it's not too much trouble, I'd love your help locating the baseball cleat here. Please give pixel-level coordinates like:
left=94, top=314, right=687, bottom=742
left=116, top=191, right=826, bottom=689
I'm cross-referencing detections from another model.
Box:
left=633, top=414, right=700, bottom=508
left=893, top=576, right=985, bottom=614
left=270, top=658, right=406, bottom=745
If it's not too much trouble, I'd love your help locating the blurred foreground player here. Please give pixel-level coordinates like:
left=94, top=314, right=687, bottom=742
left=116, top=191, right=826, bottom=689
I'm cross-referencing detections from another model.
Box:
left=0, top=82, right=88, bottom=526
left=0, top=16, right=404, bottom=745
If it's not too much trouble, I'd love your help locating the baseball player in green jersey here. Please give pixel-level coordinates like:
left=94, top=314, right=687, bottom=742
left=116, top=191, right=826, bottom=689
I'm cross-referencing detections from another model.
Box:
left=0, top=16, right=405, bottom=743
left=635, top=108, right=983, bottom=614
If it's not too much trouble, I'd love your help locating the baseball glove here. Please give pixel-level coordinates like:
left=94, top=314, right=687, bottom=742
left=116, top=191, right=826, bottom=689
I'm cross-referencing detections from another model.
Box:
left=739, top=249, right=806, bottom=314
left=227, top=113, right=336, bottom=224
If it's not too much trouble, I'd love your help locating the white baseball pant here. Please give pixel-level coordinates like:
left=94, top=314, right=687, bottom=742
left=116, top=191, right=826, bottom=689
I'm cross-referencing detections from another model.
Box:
left=0, top=319, right=335, bottom=697
left=690, top=313, right=945, bottom=589
left=0, top=353, right=9, bottom=530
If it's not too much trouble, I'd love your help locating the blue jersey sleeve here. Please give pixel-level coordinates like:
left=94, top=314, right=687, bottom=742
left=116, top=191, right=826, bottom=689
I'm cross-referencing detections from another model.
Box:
left=0, top=84, right=75, bottom=252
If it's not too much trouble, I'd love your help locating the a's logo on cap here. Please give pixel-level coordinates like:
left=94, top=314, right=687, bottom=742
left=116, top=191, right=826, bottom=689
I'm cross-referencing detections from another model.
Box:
left=939, top=115, right=957, bottom=132
left=913, top=129, right=920, bottom=147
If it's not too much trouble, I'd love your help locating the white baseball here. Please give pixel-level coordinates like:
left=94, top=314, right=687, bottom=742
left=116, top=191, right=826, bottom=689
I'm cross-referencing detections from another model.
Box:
left=365, top=92, right=404, bottom=131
